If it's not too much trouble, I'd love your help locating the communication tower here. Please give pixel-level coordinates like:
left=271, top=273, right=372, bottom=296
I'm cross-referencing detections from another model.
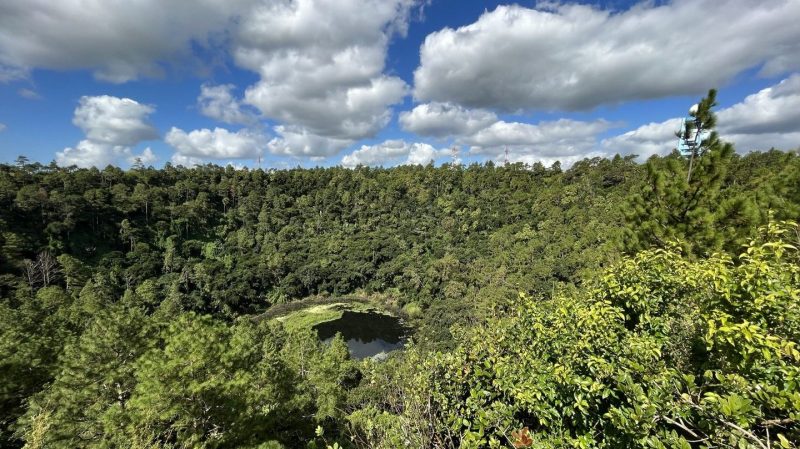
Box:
left=676, top=104, right=706, bottom=182
left=450, top=145, right=460, bottom=166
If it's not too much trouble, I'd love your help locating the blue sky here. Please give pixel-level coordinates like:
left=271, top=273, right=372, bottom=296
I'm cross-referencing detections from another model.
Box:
left=1, top=0, right=799, bottom=169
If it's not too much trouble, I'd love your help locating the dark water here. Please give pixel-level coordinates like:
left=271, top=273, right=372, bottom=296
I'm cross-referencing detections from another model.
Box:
left=314, top=311, right=408, bottom=360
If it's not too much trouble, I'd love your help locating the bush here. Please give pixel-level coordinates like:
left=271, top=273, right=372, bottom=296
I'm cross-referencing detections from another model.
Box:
left=354, top=220, right=800, bottom=448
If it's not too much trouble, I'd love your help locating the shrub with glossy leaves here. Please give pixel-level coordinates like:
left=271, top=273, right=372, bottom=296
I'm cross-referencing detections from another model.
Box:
left=359, top=220, right=799, bottom=448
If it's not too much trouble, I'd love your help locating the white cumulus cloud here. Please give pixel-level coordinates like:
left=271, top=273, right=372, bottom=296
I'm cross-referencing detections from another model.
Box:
left=399, top=102, right=497, bottom=138
left=718, top=77, right=800, bottom=152
left=397, top=100, right=621, bottom=166
left=267, top=126, right=353, bottom=159
left=198, top=84, right=256, bottom=125
left=170, top=153, right=206, bottom=168
left=465, top=119, right=618, bottom=163
left=601, top=119, right=683, bottom=159
left=341, top=140, right=447, bottom=167
left=72, top=96, right=158, bottom=146
left=236, top=0, right=417, bottom=156
left=718, top=74, right=800, bottom=136
left=165, top=127, right=267, bottom=160
left=56, top=95, right=158, bottom=168
left=0, top=0, right=256, bottom=83
left=57, top=141, right=157, bottom=169
left=57, top=141, right=127, bottom=168
left=414, top=0, right=800, bottom=111
left=128, top=148, right=157, bottom=166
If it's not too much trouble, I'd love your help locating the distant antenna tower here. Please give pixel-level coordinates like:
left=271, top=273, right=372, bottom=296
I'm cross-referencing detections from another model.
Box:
left=676, top=104, right=705, bottom=182
left=504, top=146, right=509, bottom=166
left=450, top=145, right=460, bottom=166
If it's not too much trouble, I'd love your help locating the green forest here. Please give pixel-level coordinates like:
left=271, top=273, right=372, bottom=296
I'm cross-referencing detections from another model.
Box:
left=1, top=91, right=798, bottom=448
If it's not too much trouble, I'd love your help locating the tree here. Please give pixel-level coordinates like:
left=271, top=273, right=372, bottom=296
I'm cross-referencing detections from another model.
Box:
left=624, top=89, right=750, bottom=256
left=126, top=314, right=296, bottom=448
left=16, top=306, right=155, bottom=449
left=21, top=251, right=61, bottom=291
left=120, top=219, right=138, bottom=252
left=1, top=151, right=799, bottom=448
left=15, top=156, right=30, bottom=167
left=57, top=254, right=89, bottom=293
left=1, top=286, right=72, bottom=447
left=367, top=220, right=800, bottom=449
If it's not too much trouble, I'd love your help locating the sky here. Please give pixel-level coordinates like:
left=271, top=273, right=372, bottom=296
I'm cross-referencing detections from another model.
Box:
left=1, top=0, right=799, bottom=169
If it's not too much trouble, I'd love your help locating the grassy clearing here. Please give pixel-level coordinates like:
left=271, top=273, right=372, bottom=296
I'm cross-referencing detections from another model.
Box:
left=274, top=301, right=378, bottom=331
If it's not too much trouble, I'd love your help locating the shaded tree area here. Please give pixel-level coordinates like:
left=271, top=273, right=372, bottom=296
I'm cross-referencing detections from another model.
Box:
left=0, top=158, right=644, bottom=321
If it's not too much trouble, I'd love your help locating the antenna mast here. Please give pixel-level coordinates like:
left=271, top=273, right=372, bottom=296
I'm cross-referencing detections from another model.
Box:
left=450, top=145, right=459, bottom=167
left=504, top=146, right=509, bottom=166
left=676, top=104, right=705, bottom=183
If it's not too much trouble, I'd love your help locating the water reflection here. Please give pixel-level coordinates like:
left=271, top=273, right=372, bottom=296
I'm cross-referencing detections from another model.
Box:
left=314, top=310, right=408, bottom=360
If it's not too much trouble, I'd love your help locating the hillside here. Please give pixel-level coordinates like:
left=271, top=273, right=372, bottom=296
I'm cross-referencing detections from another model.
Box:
left=1, top=94, right=800, bottom=448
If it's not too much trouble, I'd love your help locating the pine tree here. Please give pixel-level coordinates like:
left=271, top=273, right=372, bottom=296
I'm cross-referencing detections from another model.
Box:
left=624, top=89, right=753, bottom=256
left=15, top=305, right=155, bottom=449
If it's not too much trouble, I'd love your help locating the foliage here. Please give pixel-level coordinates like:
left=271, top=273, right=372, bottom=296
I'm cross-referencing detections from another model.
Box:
left=625, top=89, right=761, bottom=256
left=1, top=120, right=799, bottom=447
left=359, top=220, right=799, bottom=448
left=13, top=310, right=358, bottom=449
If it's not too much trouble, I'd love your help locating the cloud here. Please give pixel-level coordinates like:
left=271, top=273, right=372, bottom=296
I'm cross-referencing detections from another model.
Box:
left=56, top=140, right=156, bottom=168
left=128, top=148, right=157, bottom=166
left=0, top=0, right=256, bottom=83
left=2, top=0, right=420, bottom=161
left=397, top=100, right=618, bottom=165
left=341, top=139, right=447, bottom=167
left=466, top=119, right=614, bottom=150
left=198, top=84, right=256, bottom=125
left=718, top=74, right=800, bottom=135
left=601, top=119, right=683, bottom=159
left=18, top=88, right=41, bottom=100
left=170, top=153, right=205, bottom=168
left=414, top=0, right=800, bottom=111
left=0, top=64, right=26, bottom=82
left=397, top=100, right=619, bottom=166
left=57, top=140, right=126, bottom=168
left=602, top=75, right=800, bottom=157
left=723, top=132, right=800, bottom=153
left=399, top=102, right=497, bottom=138
left=0, top=123, right=5, bottom=132
left=407, top=143, right=444, bottom=166
left=246, top=76, right=407, bottom=142
left=717, top=76, right=800, bottom=151
left=236, top=0, right=417, bottom=156
left=72, top=96, right=158, bottom=146
left=267, top=126, right=353, bottom=159
left=56, top=95, right=158, bottom=168
left=508, top=151, right=611, bottom=169
left=465, top=119, right=618, bottom=163
left=165, top=127, right=267, bottom=160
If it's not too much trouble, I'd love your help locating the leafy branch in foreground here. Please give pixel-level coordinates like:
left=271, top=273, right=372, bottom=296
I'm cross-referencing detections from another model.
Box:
left=351, top=220, right=799, bottom=448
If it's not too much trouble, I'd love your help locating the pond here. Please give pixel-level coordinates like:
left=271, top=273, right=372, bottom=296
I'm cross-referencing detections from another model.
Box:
left=313, top=310, right=409, bottom=360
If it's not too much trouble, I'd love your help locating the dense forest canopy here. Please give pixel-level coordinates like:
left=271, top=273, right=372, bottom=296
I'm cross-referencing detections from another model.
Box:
left=1, top=92, right=799, bottom=448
